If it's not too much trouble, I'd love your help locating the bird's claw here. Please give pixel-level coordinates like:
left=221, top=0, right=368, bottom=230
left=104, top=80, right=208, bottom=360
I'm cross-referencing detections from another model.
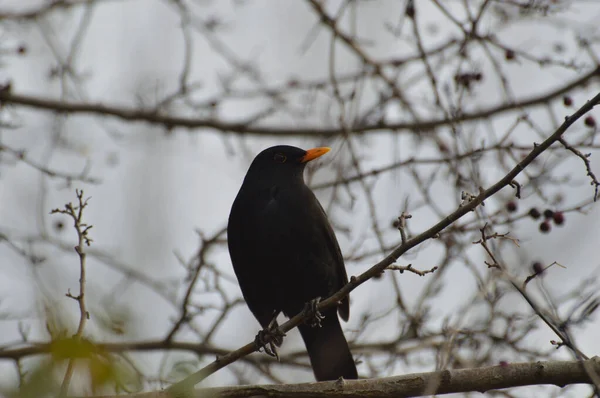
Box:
left=303, top=297, right=325, bottom=328
left=254, top=318, right=285, bottom=360
left=255, top=331, right=279, bottom=359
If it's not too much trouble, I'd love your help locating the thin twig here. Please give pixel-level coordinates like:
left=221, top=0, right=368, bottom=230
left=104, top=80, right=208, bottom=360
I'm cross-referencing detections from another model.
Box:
left=50, top=189, right=92, bottom=396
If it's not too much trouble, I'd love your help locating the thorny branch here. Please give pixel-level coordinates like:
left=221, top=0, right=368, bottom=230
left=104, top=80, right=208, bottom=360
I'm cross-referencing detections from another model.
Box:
left=558, top=137, right=600, bottom=201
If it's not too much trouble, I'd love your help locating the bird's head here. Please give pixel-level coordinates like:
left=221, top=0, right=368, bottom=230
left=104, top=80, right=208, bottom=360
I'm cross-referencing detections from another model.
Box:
left=243, top=145, right=330, bottom=186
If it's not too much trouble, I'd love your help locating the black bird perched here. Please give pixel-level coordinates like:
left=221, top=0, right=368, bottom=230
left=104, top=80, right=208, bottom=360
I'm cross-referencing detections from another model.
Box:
left=228, top=145, right=357, bottom=381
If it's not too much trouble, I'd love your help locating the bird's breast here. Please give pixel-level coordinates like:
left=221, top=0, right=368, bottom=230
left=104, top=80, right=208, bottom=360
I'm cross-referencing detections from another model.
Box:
left=229, top=183, right=341, bottom=313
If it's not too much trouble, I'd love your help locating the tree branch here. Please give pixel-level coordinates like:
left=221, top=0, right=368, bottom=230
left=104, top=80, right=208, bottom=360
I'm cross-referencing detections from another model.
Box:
left=0, top=66, right=597, bottom=136
left=83, top=357, right=600, bottom=398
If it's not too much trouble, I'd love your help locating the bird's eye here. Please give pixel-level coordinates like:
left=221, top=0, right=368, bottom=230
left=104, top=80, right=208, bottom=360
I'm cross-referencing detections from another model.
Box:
left=274, top=153, right=287, bottom=163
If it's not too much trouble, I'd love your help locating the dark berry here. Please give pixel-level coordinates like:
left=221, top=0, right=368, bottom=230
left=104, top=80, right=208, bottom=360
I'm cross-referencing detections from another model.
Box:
left=54, top=220, right=64, bottom=231
left=499, top=360, right=509, bottom=367
left=505, top=49, right=515, bottom=60
left=405, top=2, right=415, bottom=18
left=539, top=221, right=551, bottom=233
left=532, top=261, right=544, bottom=275
left=506, top=201, right=517, bottom=212
left=528, top=208, right=541, bottom=219
left=585, top=116, right=596, bottom=128
left=552, top=211, right=565, bottom=225
left=17, top=45, right=26, bottom=55
left=563, top=96, right=573, bottom=107
left=543, top=209, right=554, bottom=219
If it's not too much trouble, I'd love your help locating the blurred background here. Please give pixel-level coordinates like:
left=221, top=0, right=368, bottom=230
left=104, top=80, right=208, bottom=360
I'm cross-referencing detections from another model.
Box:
left=1, top=0, right=600, bottom=396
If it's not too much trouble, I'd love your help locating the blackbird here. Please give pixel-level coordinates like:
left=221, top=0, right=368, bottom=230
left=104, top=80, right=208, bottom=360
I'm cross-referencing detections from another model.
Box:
left=228, top=145, right=357, bottom=381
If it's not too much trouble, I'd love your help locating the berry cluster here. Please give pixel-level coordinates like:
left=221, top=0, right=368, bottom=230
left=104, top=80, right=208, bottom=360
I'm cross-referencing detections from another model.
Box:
left=505, top=201, right=565, bottom=233
left=529, top=208, right=564, bottom=233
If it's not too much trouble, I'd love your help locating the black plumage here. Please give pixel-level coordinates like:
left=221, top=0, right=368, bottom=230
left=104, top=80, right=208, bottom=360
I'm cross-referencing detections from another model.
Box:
left=227, top=145, right=357, bottom=381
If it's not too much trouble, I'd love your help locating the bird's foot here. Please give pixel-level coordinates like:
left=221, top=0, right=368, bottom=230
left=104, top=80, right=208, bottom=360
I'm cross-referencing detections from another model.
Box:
left=254, top=317, right=285, bottom=360
left=303, top=297, right=325, bottom=328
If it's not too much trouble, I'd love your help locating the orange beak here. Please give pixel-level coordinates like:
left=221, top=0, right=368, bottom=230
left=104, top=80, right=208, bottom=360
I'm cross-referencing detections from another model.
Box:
left=300, top=147, right=330, bottom=163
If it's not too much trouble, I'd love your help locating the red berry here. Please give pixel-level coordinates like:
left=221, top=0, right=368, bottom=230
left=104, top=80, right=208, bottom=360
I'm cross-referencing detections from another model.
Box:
left=585, top=116, right=596, bottom=128
left=528, top=208, right=541, bottom=219
left=543, top=209, right=554, bottom=219
left=539, top=221, right=551, bottom=233
left=563, top=96, right=572, bottom=107
left=499, top=360, right=509, bottom=367
left=552, top=211, right=564, bottom=225
left=506, top=201, right=517, bottom=212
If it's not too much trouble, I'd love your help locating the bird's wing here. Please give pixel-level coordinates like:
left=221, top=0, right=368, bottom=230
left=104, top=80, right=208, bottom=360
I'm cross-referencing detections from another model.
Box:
left=311, top=193, right=351, bottom=322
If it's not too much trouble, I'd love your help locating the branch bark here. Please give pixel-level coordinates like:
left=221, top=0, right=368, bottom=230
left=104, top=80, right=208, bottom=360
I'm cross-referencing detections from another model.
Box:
left=0, top=65, right=598, bottom=136
left=82, top=357, right=600, bottom=398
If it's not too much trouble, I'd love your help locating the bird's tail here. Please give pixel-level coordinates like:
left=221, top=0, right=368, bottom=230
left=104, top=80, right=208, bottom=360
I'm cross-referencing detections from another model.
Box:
left=298, top=309, right=357, bottom=381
